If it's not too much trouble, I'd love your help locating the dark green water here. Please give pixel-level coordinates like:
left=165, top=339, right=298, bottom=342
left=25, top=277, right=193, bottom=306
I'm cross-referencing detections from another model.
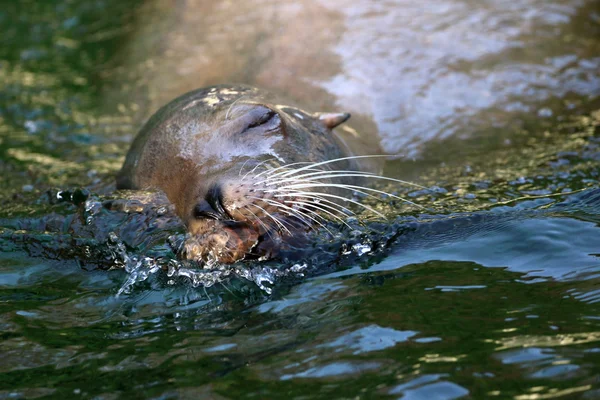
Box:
left=1, top=1, right=600, bottom=399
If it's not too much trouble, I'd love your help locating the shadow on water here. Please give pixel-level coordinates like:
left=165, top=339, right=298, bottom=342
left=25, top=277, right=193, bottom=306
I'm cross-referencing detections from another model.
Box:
left=1, top=0, right=600, bottom=398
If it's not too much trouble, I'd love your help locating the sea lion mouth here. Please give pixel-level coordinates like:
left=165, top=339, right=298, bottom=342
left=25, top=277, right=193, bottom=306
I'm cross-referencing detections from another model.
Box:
left=180, top=220, right=262, bottom=264
left=180, top=219, right=311, bottom=265
left=180, top=218, right=308, bottom=265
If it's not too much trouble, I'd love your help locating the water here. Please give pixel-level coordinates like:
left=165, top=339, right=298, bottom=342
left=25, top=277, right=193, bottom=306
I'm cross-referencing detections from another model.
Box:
left=1, top=0, right=600, bottom=398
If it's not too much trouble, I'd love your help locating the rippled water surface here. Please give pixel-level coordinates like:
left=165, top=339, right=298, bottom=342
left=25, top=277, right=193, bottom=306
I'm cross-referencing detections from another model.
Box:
left=1, top=0, right=600, bottom=399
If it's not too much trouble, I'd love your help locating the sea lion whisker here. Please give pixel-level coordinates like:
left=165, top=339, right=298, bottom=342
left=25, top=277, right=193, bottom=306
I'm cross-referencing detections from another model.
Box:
left=257, top=197, right=328, bottom=223
left=256, top=168, right=376, bottom=186
left=238, top=159, right=252, bottom=177
left=272, top=183, right=424, bottom=209
left=273, top=177, right=423, bottom=208
left=260, top=163, right=333, bottom=181
left=242, top=158, right=278, bottom=181
left=273, top=183, right=386, bottom=208
left=285, top=200, right=353, bottom=229
left=243, top=206, right=277, bottom=240
left=285, top=196, right=352, bottom=217
left=252, top=161, right=312, bottom=179
left=253, top=163, right=323, bottom=180
left=254, top=197, right=334, bottom=235
left=245, top=203, right=293, bottom=236
left=270, top=155, right=392, bottom=180
left=257, top=169, right=340, bottom=187
left=267, top=168, right=376, bottom=179
left=269, top=190, right=387, bottom=219
left=249, top=185, right=353, bottom=215
left=246, top=196, right=314, bottom=230
left=248, top=200, right=302, bottom=235
left=270, top=192, right=355, bottom=216
left=262, top=171, right=421, bottom=190
left=270, top=156, right=425, bottom=188
left=245, top=196, right=310, bottom=227
left=287, top=207, right=336, bottom=234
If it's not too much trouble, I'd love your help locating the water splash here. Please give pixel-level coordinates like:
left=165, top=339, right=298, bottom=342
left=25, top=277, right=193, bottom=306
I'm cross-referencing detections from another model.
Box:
left=112, top=229, right=308, bottom=296
left=110, top=232, right=163, bottom=296
left=109, top=211, right=379, bottom=295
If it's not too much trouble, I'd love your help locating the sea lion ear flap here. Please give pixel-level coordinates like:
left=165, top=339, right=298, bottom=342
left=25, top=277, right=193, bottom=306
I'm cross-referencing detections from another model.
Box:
left=314, top=112, right=351, bottom=130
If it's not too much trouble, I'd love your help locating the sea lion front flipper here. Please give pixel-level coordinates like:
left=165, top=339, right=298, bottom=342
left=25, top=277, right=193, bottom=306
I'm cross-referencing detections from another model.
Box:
left=314, top=112, right=351, bottom=130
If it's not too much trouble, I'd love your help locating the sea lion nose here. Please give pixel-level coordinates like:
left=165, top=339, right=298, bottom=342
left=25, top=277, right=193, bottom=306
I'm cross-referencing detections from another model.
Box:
left=193, top=184, right=228, bottom=220
left=193, top=199, right=221, bottom=220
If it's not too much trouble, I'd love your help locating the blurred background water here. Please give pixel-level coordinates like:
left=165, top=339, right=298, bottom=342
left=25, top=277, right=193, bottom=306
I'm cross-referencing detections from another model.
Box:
left=1, top=0, right=600, bottom=398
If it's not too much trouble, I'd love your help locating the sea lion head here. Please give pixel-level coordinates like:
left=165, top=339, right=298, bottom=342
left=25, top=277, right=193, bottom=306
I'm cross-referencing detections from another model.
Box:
left=117, top=85, right=358, bottom=264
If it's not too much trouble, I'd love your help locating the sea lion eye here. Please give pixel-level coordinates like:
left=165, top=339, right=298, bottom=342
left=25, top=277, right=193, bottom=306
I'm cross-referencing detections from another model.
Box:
left=239, top=107, right=281, bottom=135
left=247, top=109, right=277, bottom=129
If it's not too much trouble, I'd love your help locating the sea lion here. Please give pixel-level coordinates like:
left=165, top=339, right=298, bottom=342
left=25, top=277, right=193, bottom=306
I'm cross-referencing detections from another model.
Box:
left=116, top=85, right=366, bottom=264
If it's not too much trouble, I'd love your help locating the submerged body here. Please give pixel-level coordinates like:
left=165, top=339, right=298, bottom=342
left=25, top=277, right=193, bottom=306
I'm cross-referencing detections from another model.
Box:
left=117, top=85, right=363, bottom=264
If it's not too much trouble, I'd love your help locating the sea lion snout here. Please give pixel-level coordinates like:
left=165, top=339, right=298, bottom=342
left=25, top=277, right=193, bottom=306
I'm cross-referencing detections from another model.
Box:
left=183, top=178, right=283, bottom=263
left=192, top=184, right=230, bottom=221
